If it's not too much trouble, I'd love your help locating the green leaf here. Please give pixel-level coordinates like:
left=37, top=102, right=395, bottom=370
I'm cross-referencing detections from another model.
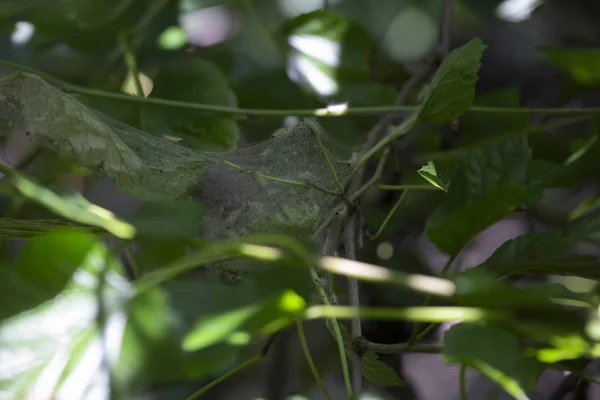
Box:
left=333, top=323, right=405, bottom=388
left=115, top=288, right=187, bottom=387
left=559, top=134, right=600, bottom=187
left=525, top=160, right=562, bottom=192
left=451, top=269, right=588, bottom=337
left=444, top=323, right=544, bottom=400
left=172, top=266, right=310, bottom=352
left=541, top=47, right=600, bottom=86
left=180, top=286, right=305, bottom=351
left=427, top=185, right=533, bottom=256
left=426, top=133, right=534, bottom=255
left=419, top=38, right=486, bottom=125
left=0, top=230, right=202, bottom=398
left=418, top=161, right=449, bottom=191
left=140, top=58, right=239, bottom=151
left=134, top=238, right=193, bottom=276
left=460, top=88, right=532, bottom=142
left=534, top=334, right=590, bottom=364
left=361, top=351, right=406, bottom=388
left=0, top=232, right=126, bottom=398
left=453, top=268, right=578, bottom=308
left=0, top=266, right=49, bottom=321
left=467, top=232, right=600, bottom=280
left=0, top=165, right=135, bottom=239
left=18, top=231, right=97, bottom=297
left=567, top=206, right=600, bottom=243
left=128, top=200, right=203, bottom=239
left=488, top=230, right=571, bottom=263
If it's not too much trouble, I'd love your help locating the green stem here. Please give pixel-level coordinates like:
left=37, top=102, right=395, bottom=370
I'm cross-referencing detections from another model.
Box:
left=350, top=147, right=390, bottom=201
left=412, top=322, right=438, bottom=343
left=317, top=255, right=456, bottom=298
left=354, top=114, right=418, bottom=168
left=124, top=246, right=139, bottom=279
left=310, top=267, right=354, bottom=400
left=311, top=127, right=345, bottom=194
left=222, top=160, right=340, bottom=197
left=415, top=115, right=593, bottom=164
left=3, top=60, right=600, bottom=118
left=408, top=253, right=458, bottom=343
left=296, top=321, right=333, bottom=400
left=377, top=184, right=440, bottom=191
left=186, top=354, right=262, bottom=400
left=305, top=305, right=507, bottom=323
left=460, top=364, right=468, bottom=400
left=365, top=341, right=443, bottom=354
left=90, top=0, right=172, bottom=86
left=118, top=32, right=144, bottom=97
left=367, top=189, right=408, bottom=240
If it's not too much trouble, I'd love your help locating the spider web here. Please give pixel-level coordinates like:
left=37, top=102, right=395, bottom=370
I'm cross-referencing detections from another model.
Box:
left=0, top=68, right=363, bottom=249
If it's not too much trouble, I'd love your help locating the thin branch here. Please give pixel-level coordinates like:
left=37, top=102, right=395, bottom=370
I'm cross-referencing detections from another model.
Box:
left=222, top=160, right=341, bottom=197
left=412, top=322, right=438, bottom=343
left=350, top=147, right=390, bottom=201
left=186, top=354, right=261, bottom=400
left=309, top=267, right=354, bottom=400
left=460, top=363, right=468, bottom=400
left=367, top=189, right=409, bottom=240
left=548, top=373, right=582, bottom=400
left=364, top=341, right=443, bottom=354
left=297, top=321, right=333, bottom=400
left=377, top=184, right=441, bottom=191
left=415, top=115, right=593, bottom=164
left=186, top=332, right=279, bottom=400
left=124, top=246, right=139, bottom=279
left=408, top=253, right=457, bottom=343
left=90, top=0, right=172, bottom=86
left=344, top=215, right=362, bottom=396
left=2, top=59, right=600, bottom=118
left=311, top=124, right=345, bottom=194
left=439, top=0, right=453, bottom=57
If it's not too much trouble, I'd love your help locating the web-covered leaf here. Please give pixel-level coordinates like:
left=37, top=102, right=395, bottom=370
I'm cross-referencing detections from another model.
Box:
left=0, top=68, right=212, bottom=202
left=0, top=67, right=363, bottom=254
left=139, top=58, right=239, bottom=151
left=0, top=164, right=135, bottom=239
left=191, top=118, right=363, bottom=247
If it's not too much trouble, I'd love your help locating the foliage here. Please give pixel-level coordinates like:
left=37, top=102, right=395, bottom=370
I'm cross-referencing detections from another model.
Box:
left=1, top=1, right=600, bottom=400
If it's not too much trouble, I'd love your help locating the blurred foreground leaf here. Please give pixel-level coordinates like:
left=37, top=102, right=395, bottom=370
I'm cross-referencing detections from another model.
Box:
left=0, top=218, right=105, bottom=239
left=0, top=165, right=135, bottom=239
left=541, top=47, right=600, bottom=87
left=128, top=200, right=203, bottom=239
